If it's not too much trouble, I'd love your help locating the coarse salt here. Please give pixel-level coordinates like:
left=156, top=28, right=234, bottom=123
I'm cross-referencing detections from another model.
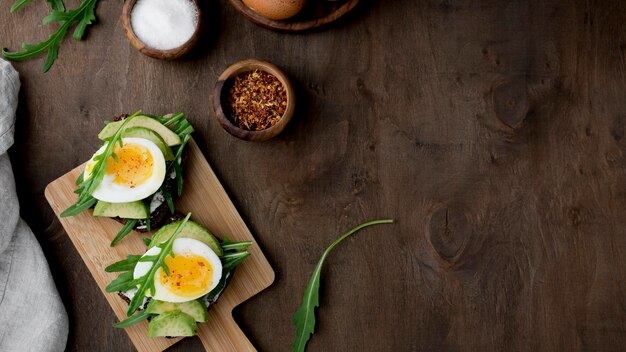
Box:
left=131, top=0, right=198, bottom=50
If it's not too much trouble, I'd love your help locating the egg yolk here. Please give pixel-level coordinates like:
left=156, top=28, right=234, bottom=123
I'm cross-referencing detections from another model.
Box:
left=105, top=143, right=154, bottom=187
left=160, top=254, right=213, bottom=298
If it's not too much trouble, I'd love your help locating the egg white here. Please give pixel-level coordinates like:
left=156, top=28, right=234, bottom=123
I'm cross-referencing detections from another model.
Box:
left=133, top=238, right=223, bottom=303
left=83, top=137, right=166, bottom=203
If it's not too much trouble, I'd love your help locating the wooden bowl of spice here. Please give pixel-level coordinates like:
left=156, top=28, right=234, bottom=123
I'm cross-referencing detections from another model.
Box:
left=122, top=0, right=202, bottom=60
left=213, top=59, right=295, bottom=141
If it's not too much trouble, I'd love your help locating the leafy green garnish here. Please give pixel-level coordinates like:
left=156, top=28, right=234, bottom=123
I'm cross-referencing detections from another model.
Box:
left=10, top=0, right=64, bottom=13
left=154, top=113, right=194, bottom=214
left=3, top=0, right=99, bottom=73
left=150, top=112, right=194, bottom=202
left=126, top=213, right=191, bottom=315
left=110, top=219, right=138, bottom=247
left=105, top=254, right=141, bottom=273
left=107, top=232, right=252, bottom=328
left=60, top=110, right=141, bottom=218
left=105, top=271, right=138, bottom=293
left=112, top=309, right=150, bottom=329
left=221, top=237, right=253, bottom=252
left=106, top=213, right=192, bottom=317
left=206, top=238, right=252, bottom=302
left=291, top=219, right=394, bottom=352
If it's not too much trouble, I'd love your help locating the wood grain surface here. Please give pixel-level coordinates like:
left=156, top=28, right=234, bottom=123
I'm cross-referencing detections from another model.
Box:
left=45, top=139, right=274, bottom=352
left=2, top=0, right=626, bottom=351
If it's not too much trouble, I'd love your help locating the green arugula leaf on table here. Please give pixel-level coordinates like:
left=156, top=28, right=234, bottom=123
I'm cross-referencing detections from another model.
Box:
left=291, top=219, right=395, bottom=352
left=10, top=0, right=64, bottom=12
left=3, top=0, right=98, bottom=72
left=48, top=0, right=64, bottom=11
left=60, top=110, right=141, bottom=218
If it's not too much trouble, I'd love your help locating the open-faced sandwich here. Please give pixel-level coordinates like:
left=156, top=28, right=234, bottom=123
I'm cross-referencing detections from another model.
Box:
left=105, top=214, right=251, bottom=337
left=61, top=110, right=194, bottom=245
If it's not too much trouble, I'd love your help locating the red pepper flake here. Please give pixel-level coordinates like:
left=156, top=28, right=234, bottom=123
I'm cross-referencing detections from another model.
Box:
left=226, top=69, right=287, bottom=131
left=198, top=262, right=205, bottom=267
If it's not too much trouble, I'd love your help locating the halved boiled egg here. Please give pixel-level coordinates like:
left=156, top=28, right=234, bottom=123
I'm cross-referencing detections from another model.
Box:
left=133, top=238, right=223, bottom=303
left=84, top=137, right=166, bottom=203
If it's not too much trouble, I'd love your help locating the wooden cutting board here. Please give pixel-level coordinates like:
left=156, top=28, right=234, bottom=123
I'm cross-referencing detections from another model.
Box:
left=45, top=139, right=275, bottom=352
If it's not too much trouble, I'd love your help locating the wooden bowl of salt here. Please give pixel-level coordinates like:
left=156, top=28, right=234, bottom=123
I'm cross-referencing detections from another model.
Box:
left=122, top=0, right=202, bottom=60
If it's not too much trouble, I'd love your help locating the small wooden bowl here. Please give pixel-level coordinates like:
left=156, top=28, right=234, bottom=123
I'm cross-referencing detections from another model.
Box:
left=228, top=0, right=360, bottom=32
left=213, top=59, right=295, bottom=141
left=121, top=0, right=202, bottom=60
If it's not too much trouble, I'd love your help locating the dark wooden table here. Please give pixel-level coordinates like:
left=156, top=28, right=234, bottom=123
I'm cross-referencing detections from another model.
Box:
left=2, top=0, right=626, bottom=351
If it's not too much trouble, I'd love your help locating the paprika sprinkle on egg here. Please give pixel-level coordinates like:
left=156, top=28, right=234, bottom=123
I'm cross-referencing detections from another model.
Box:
left=226, top=70, right=287, bottom=131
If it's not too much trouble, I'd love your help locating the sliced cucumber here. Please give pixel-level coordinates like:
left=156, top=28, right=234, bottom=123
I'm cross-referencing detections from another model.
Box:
left=147, top=299, right=208, bottom=323
left=147, top=310, right=197, bottom=337
left=93, top=200, right=148, bottom=219
left=149, top=220, right=223, bottom=256
left=98, top=115, right=182, bottom=146
left=121, top=126, right=175, bottom=160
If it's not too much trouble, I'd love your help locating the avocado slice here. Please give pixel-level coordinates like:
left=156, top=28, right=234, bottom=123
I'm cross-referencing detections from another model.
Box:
left=149, top=220, right=223, bottom=256
left=146, top=299, right=208, bottom=323
left=98, top=115, right=182, bottom=146
left=93, top=200, right=149, bottom=219
left=121, top=126, right=175, bottom=160
left=147, top=310, right=197, bottom=337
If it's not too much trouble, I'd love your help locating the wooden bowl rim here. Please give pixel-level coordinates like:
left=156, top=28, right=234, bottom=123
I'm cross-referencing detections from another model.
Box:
left=121, top=0, right=202, bottom=60
left=213, top=59, right=296, bottom=141
left=227, top=0, right=361, bottom=32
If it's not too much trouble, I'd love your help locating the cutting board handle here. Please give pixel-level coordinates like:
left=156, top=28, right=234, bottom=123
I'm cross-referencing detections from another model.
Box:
left=198, top=313, right=256, bottom=352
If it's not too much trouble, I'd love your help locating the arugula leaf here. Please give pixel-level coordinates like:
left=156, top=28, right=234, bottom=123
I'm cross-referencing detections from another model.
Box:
left=168, top=131, right=191, bottom=197
left=112, top=308, right=150, bottom=328
left=206, top=239, right=252, bottom=302
left=10, top=0, right=31, bottom=12
left=163, top=190, right=175, bottom=214
left=72, top=0, right=96, bottom=40
left=221, top=252, right=250, bottom=272
left=74, top=171, right=84, bottom=185
left=59, top=196, right=97, bottom=217
left=3, top=0, right=98, bottom=72
left=48, top=0, right=64, bottom=11
left=110, top=219, right=138, bottom=247
left=105, top=271, right=139, bottom=293
left=152, top=112, right=194, bottom=215
left=174, top=160, right=184, bottom=196
left=4, top=23, right=69, bottom=73
left=220, top=238, right=253, bottom=252
left=291, top=219, right=394, bottom=352
left=105, top=254, right=141, bottom=272
left=145, top=216, right=151, bottom=232
left=60, top=110, right=141, bottom=217
left=10, top=0, right=63, bottom=12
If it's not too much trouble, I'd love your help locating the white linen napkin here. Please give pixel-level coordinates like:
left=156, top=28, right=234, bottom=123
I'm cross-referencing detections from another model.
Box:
left=0, top=59, right=68, bottom=351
